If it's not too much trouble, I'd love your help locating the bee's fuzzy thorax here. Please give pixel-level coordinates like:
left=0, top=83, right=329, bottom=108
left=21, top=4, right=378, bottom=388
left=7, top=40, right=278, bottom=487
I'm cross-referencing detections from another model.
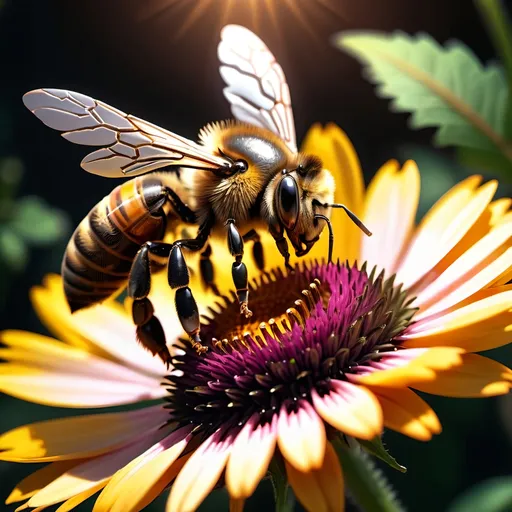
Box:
left=193, top=120, right=294, bottom=229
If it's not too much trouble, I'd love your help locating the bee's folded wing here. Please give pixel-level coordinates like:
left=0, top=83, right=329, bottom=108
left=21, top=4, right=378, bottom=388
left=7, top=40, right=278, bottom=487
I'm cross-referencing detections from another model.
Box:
left=23, top=88, right=231, bottom=178
left=218, top=24, right=297, bottom=154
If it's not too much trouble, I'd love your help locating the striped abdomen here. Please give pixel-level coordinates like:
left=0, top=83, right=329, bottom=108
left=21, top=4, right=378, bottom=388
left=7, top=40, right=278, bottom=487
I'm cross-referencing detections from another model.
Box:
left=62, top=175, right=172, bottom=312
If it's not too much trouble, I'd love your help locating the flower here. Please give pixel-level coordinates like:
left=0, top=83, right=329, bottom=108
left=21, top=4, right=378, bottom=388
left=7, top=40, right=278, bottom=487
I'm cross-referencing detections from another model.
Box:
left=1, top=123, right=512, bottom=512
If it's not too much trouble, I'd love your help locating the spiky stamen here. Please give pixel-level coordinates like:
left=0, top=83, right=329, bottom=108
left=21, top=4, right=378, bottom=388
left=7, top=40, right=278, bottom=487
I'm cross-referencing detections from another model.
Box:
left=164, top=261, right=417, bottom=435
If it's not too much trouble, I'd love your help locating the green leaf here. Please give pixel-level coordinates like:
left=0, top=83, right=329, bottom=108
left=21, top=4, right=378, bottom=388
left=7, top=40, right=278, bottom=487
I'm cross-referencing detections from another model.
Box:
left=10, top=196, right=70, bottom=245
left=358, top=436, right=407, bottom=473
left=334, top=31, right=512, bottom=161
left=0, top=157, right=24, bottom=208
left=269, top=456, right=294, bottom=512
left=457, top=145, right=512, bottom=176
left=0, top=227, right=28, bottom=272
left=332, top=438, right=405, bottom=512
left=446, top=476, right=512, bottom=512
left=398, top=144, right=462, bottom=216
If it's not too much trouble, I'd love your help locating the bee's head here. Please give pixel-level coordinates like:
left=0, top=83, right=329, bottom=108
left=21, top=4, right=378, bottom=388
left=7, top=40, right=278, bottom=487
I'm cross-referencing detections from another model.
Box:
left=266, top=155, right=371, bottom=262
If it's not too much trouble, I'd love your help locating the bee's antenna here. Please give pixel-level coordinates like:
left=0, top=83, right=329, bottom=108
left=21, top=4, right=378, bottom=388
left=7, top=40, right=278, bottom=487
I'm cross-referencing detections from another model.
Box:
left=314, top=214, right=334, bottom=263
left=321, top=202, right=372, bottom=237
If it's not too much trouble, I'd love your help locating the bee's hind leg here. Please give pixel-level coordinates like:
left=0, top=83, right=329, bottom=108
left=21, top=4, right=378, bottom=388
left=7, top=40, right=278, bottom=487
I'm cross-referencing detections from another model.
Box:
left=128, top=242, right=174, bottom=367
left=227, top=219, right=252, bottom=318
left=242, top=229, right=265, bottom=271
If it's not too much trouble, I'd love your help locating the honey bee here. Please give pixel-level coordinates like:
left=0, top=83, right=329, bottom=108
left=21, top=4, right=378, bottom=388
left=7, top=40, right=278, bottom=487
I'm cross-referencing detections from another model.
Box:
left=22, top=25, right=371, bottom=365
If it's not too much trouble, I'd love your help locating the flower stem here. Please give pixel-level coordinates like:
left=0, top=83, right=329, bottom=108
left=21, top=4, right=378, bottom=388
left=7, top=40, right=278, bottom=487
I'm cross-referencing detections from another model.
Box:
left=333, top=438, right=405, bottom=512
left=476, top=0, right=512, bottom=86
left=269, top=456, right=294, bottom=512
left=476, top=0, right=512, bottom=140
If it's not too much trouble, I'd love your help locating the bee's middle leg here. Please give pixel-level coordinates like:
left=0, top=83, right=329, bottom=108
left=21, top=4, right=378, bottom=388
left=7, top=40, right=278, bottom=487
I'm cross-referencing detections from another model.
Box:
left=227, top=219, right=252, bottom=318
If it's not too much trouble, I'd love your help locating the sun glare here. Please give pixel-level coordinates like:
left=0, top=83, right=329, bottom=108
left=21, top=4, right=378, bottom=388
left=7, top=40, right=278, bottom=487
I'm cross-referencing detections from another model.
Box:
left=138, top=0, right=347, bottom=40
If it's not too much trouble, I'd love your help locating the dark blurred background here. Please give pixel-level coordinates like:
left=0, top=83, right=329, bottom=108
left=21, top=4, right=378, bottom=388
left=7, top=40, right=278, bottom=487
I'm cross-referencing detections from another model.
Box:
left=0, top=0, right=511, bottom=510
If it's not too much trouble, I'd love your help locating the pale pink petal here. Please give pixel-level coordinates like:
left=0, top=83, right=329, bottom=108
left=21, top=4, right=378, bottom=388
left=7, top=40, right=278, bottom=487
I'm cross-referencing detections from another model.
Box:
left=361, top=160, right=420, bottom=274
left=396, top=178, right=497, bottom=288
left=167, top=429, right=233, bottom=512
left=0, top=405, right=170, bottom=463
left=26, top=426, right=173, bottom=509
left=70, top=306, right=168, bottom=377
left=414, top=249, right=512, bottom=321
left=413, top=220, right=512, bottom=318
left=277, top=400, right=326, bottom=472
left=226, top=415, right=277, bottom=499
left=0, top=331, right=160, bottom=384
left=94, top=426, right=193, bottom=512
left=312, top=381, right=383, bottom=440
left=0, top=369, right=165, bottom=408
left=400, top=288, right=512, bottom=353
left=0, top=332, right=165, bottom=407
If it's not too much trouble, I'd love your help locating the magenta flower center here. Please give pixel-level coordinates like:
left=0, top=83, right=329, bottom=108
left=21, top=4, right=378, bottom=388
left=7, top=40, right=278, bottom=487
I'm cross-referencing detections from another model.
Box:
left=165, top=262, right=416, bottom=434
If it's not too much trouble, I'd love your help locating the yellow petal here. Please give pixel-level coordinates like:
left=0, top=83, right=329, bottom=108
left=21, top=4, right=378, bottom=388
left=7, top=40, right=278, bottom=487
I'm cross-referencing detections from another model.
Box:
left=489, top=198, right=511, bottom=226
left=0, top=331, right=164, bottom=408
left=361, top=160, right=420, bottom=274
left=93, top=427, right=192, bottom=512
left=26, top=428, right=172, bottom=510
left=30, top=275, right=166, bottom=377
left=402, top=287, right=512, bottom=353
left=226, top=417, right=277, bottom=499
left=55, top=482, right=105, bottom=512
left=167, top=430, right=233, bottom=512
left=286, top=441, right=344, bottom=512
left=5, top=461, right=82, bottom=505
left=301, top=123, right=364, bottom=263
left=30, top=274, right=98, bottom=352
left=369, top=387, right=441, bottom=441
left=396, top=177, right=497, bottom=288
left=355, top=347, right=465, bottom=388
left=413, top=218, right=512, bottom=318
left=0, top=406, right=168, bottom=462
left=311, top=381, right=383, bottom=440
left=277, top=400, right=326, bottom=472
left=412, top=353, right=512, bottom=397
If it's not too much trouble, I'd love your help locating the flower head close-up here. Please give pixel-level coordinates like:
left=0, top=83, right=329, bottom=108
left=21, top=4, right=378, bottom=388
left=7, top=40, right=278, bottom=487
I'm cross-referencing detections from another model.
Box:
left=1, top=122, right=511, bottom=512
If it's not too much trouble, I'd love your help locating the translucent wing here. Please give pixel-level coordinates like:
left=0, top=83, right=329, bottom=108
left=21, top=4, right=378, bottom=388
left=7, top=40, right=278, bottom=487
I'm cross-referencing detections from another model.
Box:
left=218, top=24, right=298, bottom=154
left=22, top=88, right=231, bottom=178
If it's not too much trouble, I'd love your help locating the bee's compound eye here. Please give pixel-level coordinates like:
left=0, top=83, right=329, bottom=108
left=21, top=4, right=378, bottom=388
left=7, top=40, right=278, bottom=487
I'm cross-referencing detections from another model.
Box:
left=235, top=159, right=248, bottom=173
left=277, top=174, right=300, bottom=230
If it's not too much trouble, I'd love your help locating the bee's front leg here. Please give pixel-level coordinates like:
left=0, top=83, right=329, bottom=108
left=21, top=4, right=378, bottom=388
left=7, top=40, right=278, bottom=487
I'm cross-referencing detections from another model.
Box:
left=269, top=223, right=293, bottom=272
left=227, top=219, right=252, bottom=318
left=168, top=219, right=213, bottom=355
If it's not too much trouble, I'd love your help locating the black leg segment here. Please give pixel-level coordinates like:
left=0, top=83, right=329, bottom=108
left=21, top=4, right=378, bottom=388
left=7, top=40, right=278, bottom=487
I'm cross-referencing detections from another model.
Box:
left=168, top=244, right=206, bottom=354
left=227, top=219, right=252, bottom=318
left=269, top=223, right=293, bottom=272
left=128, top=241, right=173, bottom=367
left=167, top=219, right=213, bottom=354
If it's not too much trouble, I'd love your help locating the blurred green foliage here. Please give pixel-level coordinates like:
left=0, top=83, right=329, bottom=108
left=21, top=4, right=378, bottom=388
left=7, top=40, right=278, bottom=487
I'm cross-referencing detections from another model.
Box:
left=0, top=157, right=70, bottom=307
left=446, top=476, right=512, bottom=512
left=333, top=0, right=512, bottom=181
